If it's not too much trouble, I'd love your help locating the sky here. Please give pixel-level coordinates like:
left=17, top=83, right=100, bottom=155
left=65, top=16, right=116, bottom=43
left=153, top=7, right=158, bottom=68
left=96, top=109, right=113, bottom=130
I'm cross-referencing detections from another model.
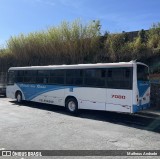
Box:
left=0, top=0, right=160, bottom=47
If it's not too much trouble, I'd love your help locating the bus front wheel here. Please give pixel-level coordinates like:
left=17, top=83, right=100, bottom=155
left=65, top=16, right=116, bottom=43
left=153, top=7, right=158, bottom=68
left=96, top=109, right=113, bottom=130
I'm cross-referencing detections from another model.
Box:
left=16, top=92, right=22, bottom=103
left=65, top=98, right=78, bottom=115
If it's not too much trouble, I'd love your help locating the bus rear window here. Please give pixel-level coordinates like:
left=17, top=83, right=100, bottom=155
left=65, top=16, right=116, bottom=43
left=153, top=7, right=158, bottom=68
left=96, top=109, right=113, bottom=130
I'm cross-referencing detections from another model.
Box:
left=137, top=65, right=149, bottom=81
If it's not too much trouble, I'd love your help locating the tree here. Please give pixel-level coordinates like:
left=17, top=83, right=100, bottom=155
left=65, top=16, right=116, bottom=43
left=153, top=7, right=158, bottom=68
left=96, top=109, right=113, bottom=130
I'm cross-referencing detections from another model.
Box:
left=138, top=29, right=148, bottom=43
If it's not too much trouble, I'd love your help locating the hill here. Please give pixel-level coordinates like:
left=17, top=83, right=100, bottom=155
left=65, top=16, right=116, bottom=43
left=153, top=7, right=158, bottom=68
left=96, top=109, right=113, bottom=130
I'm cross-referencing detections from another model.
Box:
left=0, top=20, right=160, bottom=73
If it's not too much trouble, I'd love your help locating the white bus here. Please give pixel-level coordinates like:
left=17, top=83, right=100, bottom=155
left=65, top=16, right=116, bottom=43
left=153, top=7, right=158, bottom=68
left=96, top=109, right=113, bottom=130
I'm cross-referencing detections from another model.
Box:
left=6, top=61, right=150, bottom=114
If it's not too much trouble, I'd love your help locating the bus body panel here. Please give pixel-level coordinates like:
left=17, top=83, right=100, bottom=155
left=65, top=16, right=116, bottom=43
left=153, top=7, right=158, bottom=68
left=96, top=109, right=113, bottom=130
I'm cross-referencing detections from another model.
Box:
left=132, top=64, right=150, bottom=113
left=137, top=81, right=150, bottom=105
left=31, top=89, right=65, bottom=106
left=105, top=103, right=131, bottom=113
left=65, top=87, right=106, bottom=110
left=133, top=82, right=150, bottom=112
left=6, top=84, right=25, bottom=100
left=106, top=89, right=132, bottom=113
left=6, top=61, right=150, bottom=114
left=16, top=83, right=66, bottom=106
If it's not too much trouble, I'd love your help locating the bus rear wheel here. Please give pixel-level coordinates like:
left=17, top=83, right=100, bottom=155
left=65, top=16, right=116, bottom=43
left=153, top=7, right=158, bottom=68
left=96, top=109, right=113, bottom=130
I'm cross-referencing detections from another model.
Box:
left=65, top=98, right=78, bottom=115
left=16, top=92, right=22, bottom=103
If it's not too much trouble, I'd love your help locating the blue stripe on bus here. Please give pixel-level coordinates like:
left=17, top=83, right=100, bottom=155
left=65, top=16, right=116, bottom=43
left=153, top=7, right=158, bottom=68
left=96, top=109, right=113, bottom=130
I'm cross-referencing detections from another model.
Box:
left=133, top=103, right=150, bottom=113
left=17, top=83, right=76, bottom=100
left=137, top=81, right=150, bottom=97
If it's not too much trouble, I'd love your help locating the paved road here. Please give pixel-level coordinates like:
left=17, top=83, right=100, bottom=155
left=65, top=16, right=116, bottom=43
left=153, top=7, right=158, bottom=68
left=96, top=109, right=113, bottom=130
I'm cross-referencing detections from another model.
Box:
left=0, top=97, right=160, bottom=158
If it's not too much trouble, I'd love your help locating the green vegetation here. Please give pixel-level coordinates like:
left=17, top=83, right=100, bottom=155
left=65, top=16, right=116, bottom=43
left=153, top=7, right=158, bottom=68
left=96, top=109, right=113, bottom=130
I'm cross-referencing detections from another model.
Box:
left=0, top=20, right=160, bottom=73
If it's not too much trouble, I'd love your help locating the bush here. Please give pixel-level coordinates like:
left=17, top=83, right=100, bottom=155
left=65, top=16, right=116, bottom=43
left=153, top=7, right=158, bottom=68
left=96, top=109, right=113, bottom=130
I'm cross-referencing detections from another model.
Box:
left=0, top=21, right=160, bottom=73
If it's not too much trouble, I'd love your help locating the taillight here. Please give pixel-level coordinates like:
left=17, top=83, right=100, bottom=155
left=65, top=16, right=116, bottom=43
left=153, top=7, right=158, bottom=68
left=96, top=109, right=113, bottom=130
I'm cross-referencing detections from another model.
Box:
left=146, top=93, right=150, bottom=97
left=136, top=95, right=139, bottom=102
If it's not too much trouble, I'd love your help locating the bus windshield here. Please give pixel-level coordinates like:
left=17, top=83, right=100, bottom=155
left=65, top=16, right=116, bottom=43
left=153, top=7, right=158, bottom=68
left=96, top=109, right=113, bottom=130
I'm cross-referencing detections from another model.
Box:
left=137, top=64, right=149, bottom=81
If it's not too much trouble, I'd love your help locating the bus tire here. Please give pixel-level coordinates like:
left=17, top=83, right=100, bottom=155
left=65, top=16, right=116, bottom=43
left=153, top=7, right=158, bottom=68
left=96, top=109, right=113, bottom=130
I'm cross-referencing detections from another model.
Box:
left=16, top=91, right=22, bottom=103
left=65, top=97, right=78, bottom=115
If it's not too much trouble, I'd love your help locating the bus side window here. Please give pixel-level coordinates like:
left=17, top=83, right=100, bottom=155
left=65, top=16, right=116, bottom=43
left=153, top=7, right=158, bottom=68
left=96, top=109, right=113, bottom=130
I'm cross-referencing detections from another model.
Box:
left=7, top=71, right=15, bottom=85
left=66, top=70, right=75, bottom=85
left=84, top=69, right=105, bottom=87
left=125, top=68, right=132, bottom=89
left=23, top=70, right=37, bottom=83
left=108, top=69, right=112, bottom=78
left=101, top=70, right=106, bottom=78
left=107, top=68, right=132, bottom=90
left=37, top=70, right=49, bottom=84
left=65, top=69, right=84, bottom=86
left=16, top=70, right=24, bottom=83
left=125, top=69, right=130, bottom=78
left=43, top=70, right=50, bottom=84
left=50, top=70, right=65, bottom=85
left=74, top=69, right=83, bottom=85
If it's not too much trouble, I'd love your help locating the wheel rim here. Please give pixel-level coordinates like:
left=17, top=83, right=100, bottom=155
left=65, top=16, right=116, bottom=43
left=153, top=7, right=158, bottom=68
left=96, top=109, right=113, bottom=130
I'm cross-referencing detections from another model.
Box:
left=17, top=94, right=21, bottom=102
left=68, top=101, right=76, bottom=112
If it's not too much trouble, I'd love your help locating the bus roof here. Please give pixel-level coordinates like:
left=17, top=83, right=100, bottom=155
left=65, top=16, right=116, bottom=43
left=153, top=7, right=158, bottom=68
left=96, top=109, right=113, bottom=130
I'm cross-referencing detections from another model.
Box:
left=8, top=61, right=148, bottom=71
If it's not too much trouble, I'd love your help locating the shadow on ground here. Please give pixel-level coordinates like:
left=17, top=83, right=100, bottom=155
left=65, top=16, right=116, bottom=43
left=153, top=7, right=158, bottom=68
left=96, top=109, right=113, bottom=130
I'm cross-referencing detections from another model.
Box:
left=9, top=100, right=160, bottom=134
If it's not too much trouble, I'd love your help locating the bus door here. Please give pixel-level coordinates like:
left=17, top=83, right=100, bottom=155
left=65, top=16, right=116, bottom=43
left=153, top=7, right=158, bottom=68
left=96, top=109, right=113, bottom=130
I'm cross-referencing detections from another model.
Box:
left=137, top=65, right=150, bottom=110
left=105, top=68, right=133, bottom=113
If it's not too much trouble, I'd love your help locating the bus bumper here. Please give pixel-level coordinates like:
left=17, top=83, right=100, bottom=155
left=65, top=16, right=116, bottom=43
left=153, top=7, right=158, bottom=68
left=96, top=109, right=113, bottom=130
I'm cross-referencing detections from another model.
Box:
left=133, top=103, right=150, bottom=113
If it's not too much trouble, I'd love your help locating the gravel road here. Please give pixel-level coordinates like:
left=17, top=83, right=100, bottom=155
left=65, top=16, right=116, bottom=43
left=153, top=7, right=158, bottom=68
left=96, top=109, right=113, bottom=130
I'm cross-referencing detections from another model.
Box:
left=0, top=97, right=160, bottom=159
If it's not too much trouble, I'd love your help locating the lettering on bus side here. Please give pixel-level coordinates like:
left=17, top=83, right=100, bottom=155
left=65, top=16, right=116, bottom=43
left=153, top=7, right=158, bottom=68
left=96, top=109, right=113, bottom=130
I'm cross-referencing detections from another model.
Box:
left=112, top=95, right=126, bottom=99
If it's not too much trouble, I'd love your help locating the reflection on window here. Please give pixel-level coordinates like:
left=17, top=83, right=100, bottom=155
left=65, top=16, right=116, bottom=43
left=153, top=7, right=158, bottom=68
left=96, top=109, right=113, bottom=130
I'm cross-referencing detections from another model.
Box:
left=66, top=69, right=83, bottom=86
left=37, top=70, right=49, bottom=84
left=107, top=68, right=132, bottom=89
left=50, top=70, right=65, bottom=84
left=84, top=69, right=106, bottom=87
left=137, top=65, right=149, bottom=81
